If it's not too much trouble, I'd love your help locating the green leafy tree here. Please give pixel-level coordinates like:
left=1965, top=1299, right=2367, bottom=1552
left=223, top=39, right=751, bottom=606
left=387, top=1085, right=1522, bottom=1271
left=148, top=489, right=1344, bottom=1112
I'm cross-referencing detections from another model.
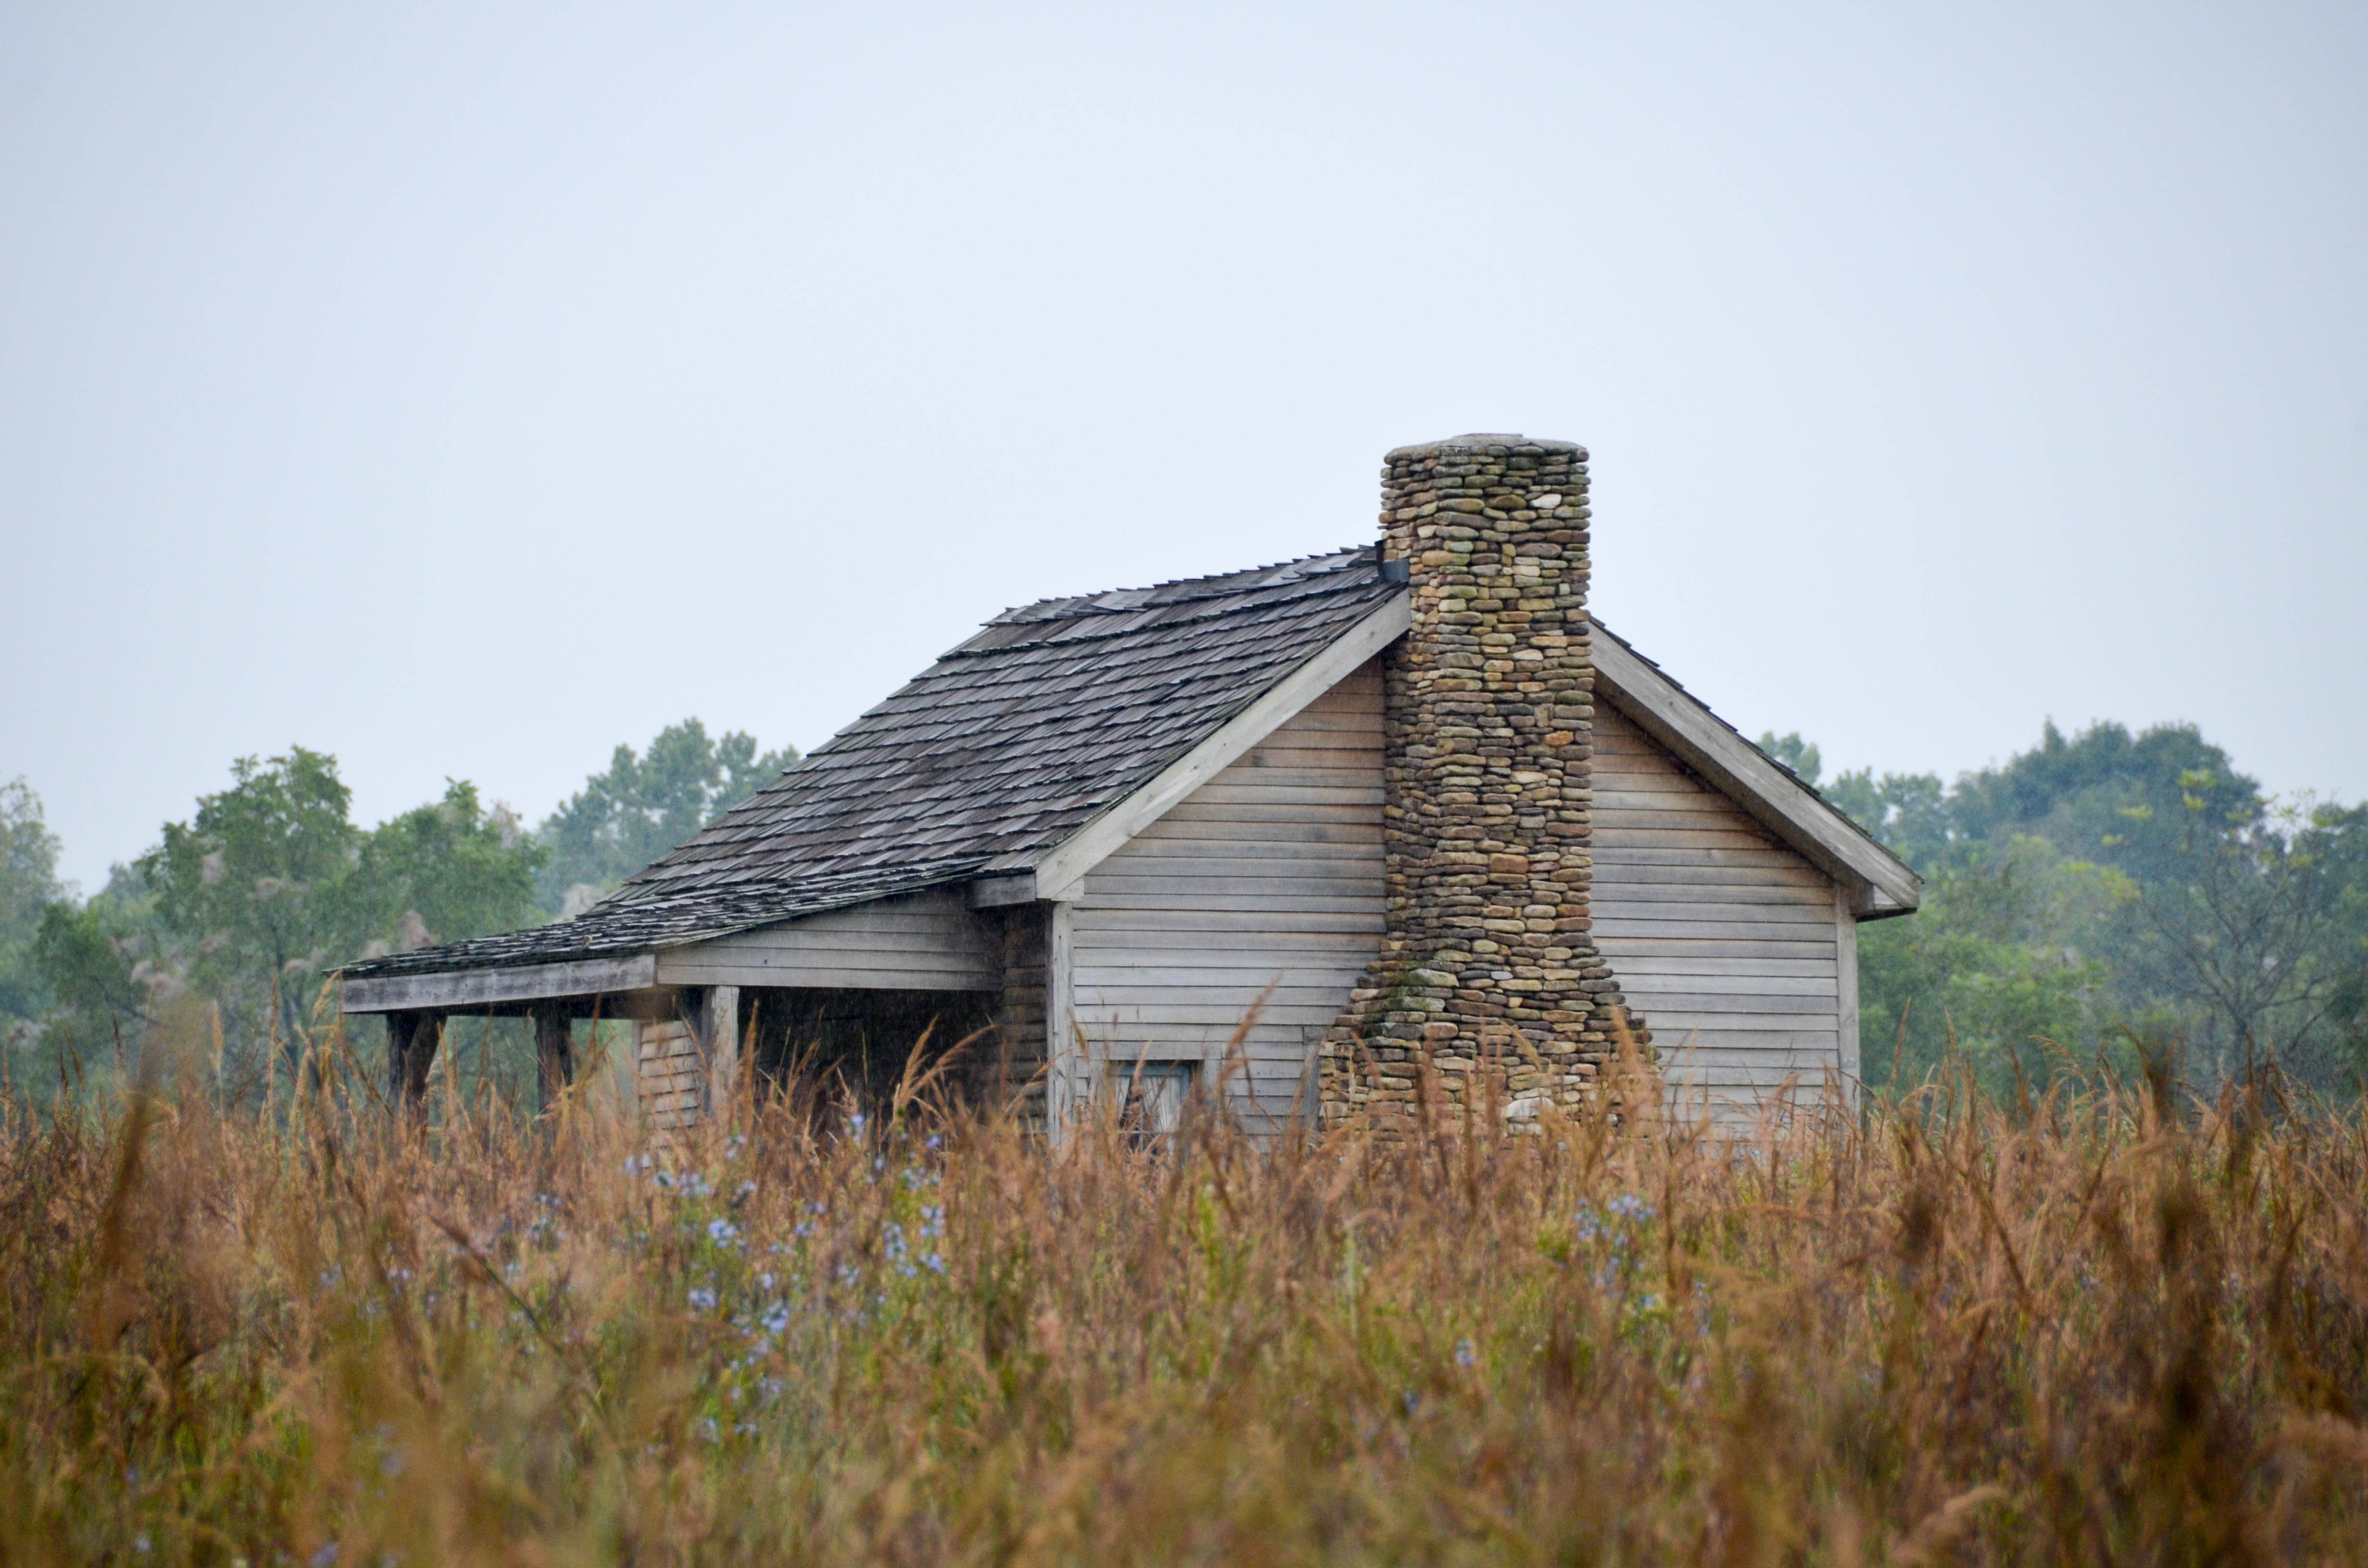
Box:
left=345, top=782, right=546, bottom=958
left=138, top=748, right=359, bottom=1049
left=2113, top=795, right=2368, bottom=1088
left=119, top=749, right=544, bottom=1065
left=536, top=720, right=796, bottom=914
left=1950, top=720, right=2262, bottom=885
left=17, top=750, right=572, bottom=1108
left=1804, top=717, right=2367, bottom=1097
left=0, top=779, right=64, bottom=1024
left=1857, top=835, right=2132, bottom=1092
left=32, top=892, right=154, bottom=1042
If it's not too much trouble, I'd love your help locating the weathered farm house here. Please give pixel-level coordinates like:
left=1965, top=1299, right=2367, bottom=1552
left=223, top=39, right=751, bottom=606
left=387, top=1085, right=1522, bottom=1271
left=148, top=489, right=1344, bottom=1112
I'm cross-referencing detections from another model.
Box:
left=340, top=435, right=1918, bottom=1134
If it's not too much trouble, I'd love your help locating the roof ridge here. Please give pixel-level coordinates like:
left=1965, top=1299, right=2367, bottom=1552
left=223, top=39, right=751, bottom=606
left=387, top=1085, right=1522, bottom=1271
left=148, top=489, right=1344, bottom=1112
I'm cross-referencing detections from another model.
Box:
left=985, top=543, right=1373, bottom=626
left=946, top=556, right=1384, bottom=659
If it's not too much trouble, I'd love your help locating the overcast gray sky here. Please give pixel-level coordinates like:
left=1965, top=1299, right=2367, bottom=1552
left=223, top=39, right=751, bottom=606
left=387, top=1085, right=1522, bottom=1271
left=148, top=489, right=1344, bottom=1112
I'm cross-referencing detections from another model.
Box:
left=5, top=1, right=2364, bottom=892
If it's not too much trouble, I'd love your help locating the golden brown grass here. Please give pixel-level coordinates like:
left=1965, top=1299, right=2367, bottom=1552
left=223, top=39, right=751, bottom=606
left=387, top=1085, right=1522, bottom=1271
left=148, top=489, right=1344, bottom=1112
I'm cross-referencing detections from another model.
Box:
left=3, top=1010, right=2366, bottom=1566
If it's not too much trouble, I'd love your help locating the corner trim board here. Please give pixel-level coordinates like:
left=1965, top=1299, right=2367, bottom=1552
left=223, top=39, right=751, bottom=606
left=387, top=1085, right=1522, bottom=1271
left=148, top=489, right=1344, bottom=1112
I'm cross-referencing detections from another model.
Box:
left=1834, top=882, right=1862, bottom=1103
left=1044, top=901, right=1081, bottom=1146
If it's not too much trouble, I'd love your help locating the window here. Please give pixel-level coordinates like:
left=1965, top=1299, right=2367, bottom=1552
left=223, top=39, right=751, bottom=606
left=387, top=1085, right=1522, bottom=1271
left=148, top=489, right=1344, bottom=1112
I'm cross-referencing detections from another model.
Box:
left=1109, top=1060, right=1193, bottom=1147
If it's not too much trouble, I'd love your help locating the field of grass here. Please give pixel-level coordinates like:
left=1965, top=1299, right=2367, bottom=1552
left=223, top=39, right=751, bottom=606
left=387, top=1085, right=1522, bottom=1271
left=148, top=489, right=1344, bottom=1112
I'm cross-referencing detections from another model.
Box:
left=3, top=1010, right=2366, bottom=1566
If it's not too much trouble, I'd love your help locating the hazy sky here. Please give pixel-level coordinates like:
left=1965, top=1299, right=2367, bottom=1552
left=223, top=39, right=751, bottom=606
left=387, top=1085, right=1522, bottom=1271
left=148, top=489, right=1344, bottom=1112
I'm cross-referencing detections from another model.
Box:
left=6, top=1, right=2364, bottom=892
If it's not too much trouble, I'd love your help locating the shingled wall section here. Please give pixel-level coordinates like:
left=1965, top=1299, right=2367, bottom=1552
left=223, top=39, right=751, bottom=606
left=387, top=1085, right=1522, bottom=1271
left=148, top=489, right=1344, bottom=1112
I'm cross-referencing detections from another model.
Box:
left=1317, top=435, right=1645, bottom=1132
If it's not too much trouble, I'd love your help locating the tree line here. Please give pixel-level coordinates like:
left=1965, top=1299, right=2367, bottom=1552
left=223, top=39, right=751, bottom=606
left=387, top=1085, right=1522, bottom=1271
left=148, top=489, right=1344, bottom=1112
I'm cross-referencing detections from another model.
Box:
left=0, top=722, right=793, bottom=1102
left=5, top=711, right=2364, bottom=1105
left=1759, top=720, right=2368, bottom=1095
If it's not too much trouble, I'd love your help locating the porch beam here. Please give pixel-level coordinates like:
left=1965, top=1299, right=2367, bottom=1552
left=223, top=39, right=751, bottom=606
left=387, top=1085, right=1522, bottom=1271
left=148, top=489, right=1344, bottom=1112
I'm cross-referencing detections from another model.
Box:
left=340, top=953, right=659, bottom=1014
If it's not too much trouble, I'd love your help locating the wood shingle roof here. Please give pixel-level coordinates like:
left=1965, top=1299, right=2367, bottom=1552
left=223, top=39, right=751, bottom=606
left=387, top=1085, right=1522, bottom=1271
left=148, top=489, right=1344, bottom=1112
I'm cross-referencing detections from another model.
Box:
left=344, top=546, right=1401, bottom=979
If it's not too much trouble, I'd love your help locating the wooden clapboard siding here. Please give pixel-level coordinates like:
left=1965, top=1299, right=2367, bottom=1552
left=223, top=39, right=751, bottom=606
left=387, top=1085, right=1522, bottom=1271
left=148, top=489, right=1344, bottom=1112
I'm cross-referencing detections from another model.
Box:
left=654, top=889, right=998, bottom=991
left=1593, top=702, right=1849, bottom=1125
left=1069, top=659, right=1385, bottom=1131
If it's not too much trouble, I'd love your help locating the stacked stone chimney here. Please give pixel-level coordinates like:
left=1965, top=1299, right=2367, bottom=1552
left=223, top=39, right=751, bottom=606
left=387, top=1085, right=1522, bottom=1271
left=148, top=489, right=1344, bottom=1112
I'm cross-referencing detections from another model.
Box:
left=1318, top=435, right=1640, bottom=1131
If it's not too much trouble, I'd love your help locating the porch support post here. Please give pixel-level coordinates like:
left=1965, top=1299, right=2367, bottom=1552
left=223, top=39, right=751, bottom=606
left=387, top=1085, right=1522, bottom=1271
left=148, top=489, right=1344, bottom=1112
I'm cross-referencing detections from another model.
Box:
left=702, top=986, right=742, bottom=1123
left=533, top=1006, right=576, bottom=1114
left=1043, top=901, right=1082, bottom=1146
left=387, top=1010, right=442, bottom=1115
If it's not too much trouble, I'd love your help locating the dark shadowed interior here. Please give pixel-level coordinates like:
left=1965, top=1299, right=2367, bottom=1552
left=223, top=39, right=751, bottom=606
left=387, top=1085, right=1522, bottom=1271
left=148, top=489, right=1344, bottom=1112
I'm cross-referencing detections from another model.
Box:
left=743, top=988, right=996, bottom=1116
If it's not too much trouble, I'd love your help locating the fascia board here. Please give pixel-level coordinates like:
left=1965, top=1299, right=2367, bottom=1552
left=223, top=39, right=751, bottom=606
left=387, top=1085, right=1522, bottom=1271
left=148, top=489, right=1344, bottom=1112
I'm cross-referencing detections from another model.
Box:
left=1590, top=631, right=1922, bottom=917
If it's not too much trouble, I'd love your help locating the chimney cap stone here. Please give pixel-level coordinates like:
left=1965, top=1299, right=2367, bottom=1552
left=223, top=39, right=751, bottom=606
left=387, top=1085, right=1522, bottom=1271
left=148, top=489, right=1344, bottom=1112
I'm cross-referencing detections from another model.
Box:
left=1385, top=433, right=1587, bottom=462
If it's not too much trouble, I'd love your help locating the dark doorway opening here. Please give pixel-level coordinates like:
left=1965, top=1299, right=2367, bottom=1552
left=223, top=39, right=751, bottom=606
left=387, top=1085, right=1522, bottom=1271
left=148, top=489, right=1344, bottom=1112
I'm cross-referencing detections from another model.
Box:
left=745, top=988, right=994, bottom=1117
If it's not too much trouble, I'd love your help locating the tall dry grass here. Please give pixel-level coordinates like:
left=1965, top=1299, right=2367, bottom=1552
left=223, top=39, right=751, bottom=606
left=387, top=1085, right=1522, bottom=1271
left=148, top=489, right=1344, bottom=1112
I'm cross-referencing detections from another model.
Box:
left=3, top=1009, right=2366, bottom=1567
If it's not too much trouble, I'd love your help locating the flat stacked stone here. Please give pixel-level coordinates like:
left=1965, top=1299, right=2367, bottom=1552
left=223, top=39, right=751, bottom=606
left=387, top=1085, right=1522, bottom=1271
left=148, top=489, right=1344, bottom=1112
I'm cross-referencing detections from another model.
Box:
left=1318, top=435, right=1645, bottom=1134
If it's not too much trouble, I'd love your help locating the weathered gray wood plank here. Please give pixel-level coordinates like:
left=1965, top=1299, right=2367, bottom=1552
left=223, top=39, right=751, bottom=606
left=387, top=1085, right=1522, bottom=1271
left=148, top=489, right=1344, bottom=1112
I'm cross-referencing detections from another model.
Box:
left=1095, top=843, right=1386, bottom=870
left=1594, top=846, right=1809, bottom=869
left=655, top=889, right=997, bottom=991
left=1080, top=872, right=1389, bottom=900
left=1085, top=1020, right=1342, bottom=1047
left=1078, top=893, right=1387, bottom=916
left=1595, top=807, right=1789, bottom=834
left=1595, top=898, right=1833, bottom=924
left=1597, top=827, right=1788, bottom=853
left=1133, top=817, right=1383, bottom=845
left=1634, top=1028, right=1844, bottom=1053
left=1077, top=1003, right=1349, bottom=1029
left=1611, top=955, right=1838, bottom=978
left=1615, top=972, right=1837, bottom=997
left=1592, top=863, right=1831, bottom=890
left=1103, top=858, right=1382, bottom=885
left=1600, top=938, right=1837, bottom=961
left=1153, top=801, right=1391, bottom=828
left=1835, top=881, right=1862, bottom=1095
left=1073, top=909, right=1385, bottom=935
left=1659, top=1044, right=1843, bottom=1068
left=659, top=960, right=998, bottom=991
left=1597, top=919, right=1838, bottom=943
left=1595, top=882, right=1835, bottom=907
left=1075, top=956, right=1374, bottom=980
left=1076, top=987, right=1363, bottom=1013
left=1076, top=955, right=1372, bottom=980
left=343, top=954, right=658, bottom=1014
left=1625, top=990, right=1838, bottom=1016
